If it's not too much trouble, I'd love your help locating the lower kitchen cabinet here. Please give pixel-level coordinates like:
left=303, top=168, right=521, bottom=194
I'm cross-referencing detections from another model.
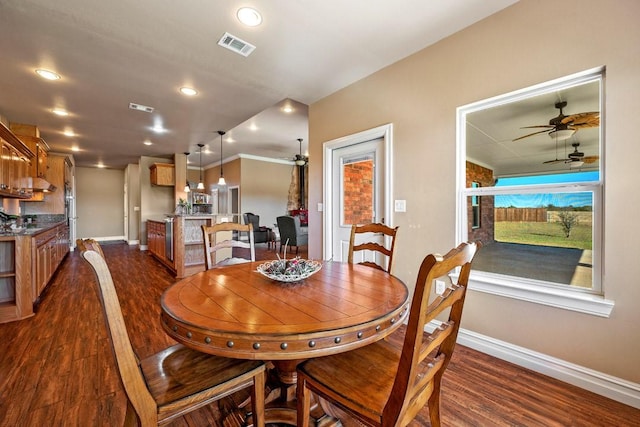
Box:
left=0, top=222, right=69, bottom=323
left=147, top=219, right=173, bottom=270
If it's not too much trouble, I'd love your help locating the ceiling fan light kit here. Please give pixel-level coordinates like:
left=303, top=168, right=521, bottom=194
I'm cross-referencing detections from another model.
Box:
left=295, top=138, right=308, bottom=166
left=548, top=128, right=575, bottom=141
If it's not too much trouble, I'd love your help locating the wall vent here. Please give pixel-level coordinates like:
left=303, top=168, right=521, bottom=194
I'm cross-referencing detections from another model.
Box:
left=217, top=32, right=256, bottom=57
left=129, top=102, right=154, bottom=113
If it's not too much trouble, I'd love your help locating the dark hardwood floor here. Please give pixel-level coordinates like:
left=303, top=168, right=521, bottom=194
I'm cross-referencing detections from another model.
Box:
left=1, top=242, right=638, bottom=426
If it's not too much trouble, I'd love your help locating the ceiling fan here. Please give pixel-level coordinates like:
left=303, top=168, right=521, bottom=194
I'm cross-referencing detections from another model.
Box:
left=293, top=138, right=308, bottom=166
left=543, top=142, right=599, bottom=166
left=513, top=101, right=599, bottom=142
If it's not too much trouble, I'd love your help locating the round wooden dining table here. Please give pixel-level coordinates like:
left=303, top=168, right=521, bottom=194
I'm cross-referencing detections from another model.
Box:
left=161, top=260, right=409, bottom=425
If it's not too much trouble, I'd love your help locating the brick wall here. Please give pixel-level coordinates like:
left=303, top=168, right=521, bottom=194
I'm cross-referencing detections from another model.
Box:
left=343, top=160, right=374, bottom=224
left=466, top=161, right=495, bottom=244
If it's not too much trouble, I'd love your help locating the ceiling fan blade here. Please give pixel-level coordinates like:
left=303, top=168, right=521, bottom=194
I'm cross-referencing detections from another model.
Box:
left=582, top=155, right=600, bottom=164
left=561, top=112, right=600, bottom=128
left=543, top=158, right=568, bottom=164
left=513, top=128, right=553, bottom=141
left=520, top=125, right=555, bottom=129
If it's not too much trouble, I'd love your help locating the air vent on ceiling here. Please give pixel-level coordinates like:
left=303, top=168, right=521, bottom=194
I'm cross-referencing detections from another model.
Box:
left=129, top=102, right=154, bottom=113
left=217, top=32, right=256, bottom=57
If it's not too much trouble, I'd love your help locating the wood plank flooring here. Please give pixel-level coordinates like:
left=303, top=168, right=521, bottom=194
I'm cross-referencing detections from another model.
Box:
left=1, top=242, right=638, bottom=426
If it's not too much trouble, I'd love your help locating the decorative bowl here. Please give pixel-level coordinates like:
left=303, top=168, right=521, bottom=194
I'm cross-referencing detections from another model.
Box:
left=256, top=258, right=322, bottom=283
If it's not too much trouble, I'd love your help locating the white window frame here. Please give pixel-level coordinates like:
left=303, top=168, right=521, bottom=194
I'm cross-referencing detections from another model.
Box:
left=455, top=67, right=614, bottom=318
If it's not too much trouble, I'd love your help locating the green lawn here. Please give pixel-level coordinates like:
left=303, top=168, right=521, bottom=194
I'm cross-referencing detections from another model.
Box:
left=494, top=221, right=592, bottom=250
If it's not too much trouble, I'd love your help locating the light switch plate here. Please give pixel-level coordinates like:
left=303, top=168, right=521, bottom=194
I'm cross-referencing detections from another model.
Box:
left=394, top=200, right=406, bottom=212
left=317, top=202, right=323, bottom=212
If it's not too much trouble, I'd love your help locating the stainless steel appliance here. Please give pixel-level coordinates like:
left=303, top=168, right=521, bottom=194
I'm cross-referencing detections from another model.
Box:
left=165, top=217, right=174, bottom=261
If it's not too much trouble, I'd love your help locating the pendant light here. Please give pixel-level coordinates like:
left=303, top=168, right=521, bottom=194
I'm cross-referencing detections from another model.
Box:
left=183, top=152, right=190, bottom=193
left=197, top=144, right=205, bottom=190
left=217, top=130, right=227, bottom=186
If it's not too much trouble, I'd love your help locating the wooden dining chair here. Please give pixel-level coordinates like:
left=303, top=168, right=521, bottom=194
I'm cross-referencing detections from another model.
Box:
left=297, top=241, right=481, bottom=427
left=202, top=222, right=255, bottom=269
left=77, top=239, right=266, bottom=427
left=348, top=223, right=399, bottom=273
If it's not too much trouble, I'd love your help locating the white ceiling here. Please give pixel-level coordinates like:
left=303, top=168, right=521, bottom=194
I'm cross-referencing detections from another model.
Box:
left=0, top=0, right=518, bottom=169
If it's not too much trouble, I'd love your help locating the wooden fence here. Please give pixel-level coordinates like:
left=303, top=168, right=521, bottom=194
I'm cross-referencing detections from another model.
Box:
left=495, top=208, right=547, bottom=222
left=495, top=208, right=593, bottom=225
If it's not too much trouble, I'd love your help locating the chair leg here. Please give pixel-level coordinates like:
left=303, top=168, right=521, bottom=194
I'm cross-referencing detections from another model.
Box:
left=427, top=382, right=442, bottom=427
left=251, top=369, right=266, bottom=427
left=296, top=377, right=311, bottom=427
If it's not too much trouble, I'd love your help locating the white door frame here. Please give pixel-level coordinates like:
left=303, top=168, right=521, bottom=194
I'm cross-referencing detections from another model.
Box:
left=323, top=124, right=393, bottom=260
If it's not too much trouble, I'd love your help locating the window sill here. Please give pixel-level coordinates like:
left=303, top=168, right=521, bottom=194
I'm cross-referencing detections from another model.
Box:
left=465, top=271, right=614, bottom=318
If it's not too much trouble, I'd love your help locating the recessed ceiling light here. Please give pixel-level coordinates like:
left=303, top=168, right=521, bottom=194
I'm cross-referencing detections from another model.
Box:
left=35, top=69, right=61, bottom=80
left=151, top=124, right=167, bottom=133
left=63, top=128, right=75, bottom=137
left=249, top=124, right=258, bottom=131
left=52, top=108, right=69, bottom=116
left=283, top=106, right=293, bottom=113
left=179, top=87, right=198, bottom=96
left=143, top=140, right=153, bottom=146
left=97, top=162, right=105, bottom=168
left=71, top=145, right=80, bottom=152
left=237, top=7, right=262, bottom=26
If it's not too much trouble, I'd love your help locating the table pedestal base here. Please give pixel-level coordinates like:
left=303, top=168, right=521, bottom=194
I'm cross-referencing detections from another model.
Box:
left=219, top=362, right=343, bottom=427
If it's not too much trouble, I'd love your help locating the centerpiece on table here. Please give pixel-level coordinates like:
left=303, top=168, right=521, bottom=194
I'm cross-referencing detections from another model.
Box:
left=256, top=240, right=321, bottom=283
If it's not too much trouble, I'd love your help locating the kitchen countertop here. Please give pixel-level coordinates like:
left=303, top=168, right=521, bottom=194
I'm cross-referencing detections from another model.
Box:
left=0, top=221, right=66, bottom=237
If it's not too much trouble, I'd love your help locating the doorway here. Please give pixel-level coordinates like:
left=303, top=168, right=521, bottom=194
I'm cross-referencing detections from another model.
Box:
left=323, top=124, right=393, bottom=261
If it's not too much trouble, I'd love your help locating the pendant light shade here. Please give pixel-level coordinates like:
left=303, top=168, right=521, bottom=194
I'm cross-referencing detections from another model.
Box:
left=197, top=144, right=205, bottom=190
left=217, top=130, right=226, bottom=186
left=183, top=152, right=190, bottom=192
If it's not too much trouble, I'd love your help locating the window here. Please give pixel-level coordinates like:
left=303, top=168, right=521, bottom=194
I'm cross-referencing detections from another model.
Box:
left=457, top=67, right=613, bottom=317
left=471, top=182, right=480, bottom=229
left=342, top=155, right=375, bottom=225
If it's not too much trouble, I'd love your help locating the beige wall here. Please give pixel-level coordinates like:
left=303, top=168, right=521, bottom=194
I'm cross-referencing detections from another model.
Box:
left=240, top=158, right=292, bottom=228
left=203, top=157, right=291, bottom=226
left=125, top=163, right=140, bottom=243
left=76, top=166, right=124, bottom=239
left=308, top=0, right=640, bottom=383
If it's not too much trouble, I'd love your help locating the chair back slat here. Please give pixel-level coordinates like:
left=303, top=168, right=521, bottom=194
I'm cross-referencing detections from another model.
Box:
left=384, top=241, right=480, bottom=424
left=202, top=223, right=255, bottom=269
left=348, top=223, right=398, bottom=273
left=78, top=240, right=158, bottom=425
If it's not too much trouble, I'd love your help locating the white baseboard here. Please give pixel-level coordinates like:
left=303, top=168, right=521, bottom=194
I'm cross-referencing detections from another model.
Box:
left=93, top=235, right=126, bottom=242
left=139, top=244, right=148, bottom=251
left=427, top=321, right=640, bottom=409
left=127, top=239, right=139, bottom=246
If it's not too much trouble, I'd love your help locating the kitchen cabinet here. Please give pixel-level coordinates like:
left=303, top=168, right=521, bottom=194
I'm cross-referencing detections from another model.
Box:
left=9, top=123, right=49, bottom=179
left=32, top=223, right=69, bottom=305
left=150, top=163, right=175, bottom=186
left=147, top=219, right=174, bottom=270
left=0, top=122, right=34, bottom=198
left=0, top=222, right=68, bottom=323
left=147, top=220, right=166, bottom=259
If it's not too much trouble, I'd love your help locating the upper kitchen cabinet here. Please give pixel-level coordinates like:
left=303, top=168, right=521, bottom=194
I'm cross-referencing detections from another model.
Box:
left=0, top=122, right=35, bottom=199
left=10, top=123, right=49, bottom=179
left=150, top=163, right=175, bottom=186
